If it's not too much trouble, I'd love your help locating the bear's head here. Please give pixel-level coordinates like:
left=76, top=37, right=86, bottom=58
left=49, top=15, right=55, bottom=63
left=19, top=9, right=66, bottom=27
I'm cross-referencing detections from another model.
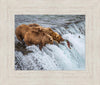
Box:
left=55, top=32, right=64, bottom=43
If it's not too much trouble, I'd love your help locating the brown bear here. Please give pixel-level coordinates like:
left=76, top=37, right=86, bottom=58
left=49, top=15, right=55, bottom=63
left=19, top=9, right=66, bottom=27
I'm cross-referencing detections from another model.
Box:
left=28, top=24, right=64, bottom=43
left=24, top=31, right=53, bottom=50
left=40, top=27, right=64, bottom=43
left=15, top=24, right=30, bottom=42
left=16, top=23, right=64, bottom=49
left=15, top=24, right=41, bottom=43
left=28, top=23, right=44, bottom=32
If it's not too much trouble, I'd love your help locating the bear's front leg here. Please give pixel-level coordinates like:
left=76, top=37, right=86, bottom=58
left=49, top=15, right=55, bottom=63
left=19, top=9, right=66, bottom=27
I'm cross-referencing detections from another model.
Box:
left=24, top=41, right=31, bottom=46
left=16, top=35, right=23, bottom=42
left=39, top=44, right=43, bottom=50
left=22, top=40, right=25, bottom=45
left=39, top=42, right=45, bottom=50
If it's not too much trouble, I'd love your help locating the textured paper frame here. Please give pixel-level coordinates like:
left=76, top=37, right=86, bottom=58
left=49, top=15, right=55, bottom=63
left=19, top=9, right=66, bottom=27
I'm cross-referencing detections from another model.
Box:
left=0, top=0, right=100, bottom=85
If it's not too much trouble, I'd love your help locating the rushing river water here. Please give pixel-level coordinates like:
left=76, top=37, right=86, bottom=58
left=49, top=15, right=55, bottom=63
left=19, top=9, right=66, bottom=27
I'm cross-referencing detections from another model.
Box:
left=15, top=15, right=85, bottom=70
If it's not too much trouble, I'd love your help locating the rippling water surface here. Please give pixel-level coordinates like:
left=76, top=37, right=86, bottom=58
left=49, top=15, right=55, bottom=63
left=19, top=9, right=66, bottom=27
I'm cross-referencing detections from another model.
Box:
left=15, top=15, right=85, bottom=70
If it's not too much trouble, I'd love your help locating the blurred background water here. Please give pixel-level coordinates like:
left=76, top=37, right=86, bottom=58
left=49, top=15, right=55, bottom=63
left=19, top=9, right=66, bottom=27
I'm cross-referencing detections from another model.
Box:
left=15, top=15, right=85, bottom=70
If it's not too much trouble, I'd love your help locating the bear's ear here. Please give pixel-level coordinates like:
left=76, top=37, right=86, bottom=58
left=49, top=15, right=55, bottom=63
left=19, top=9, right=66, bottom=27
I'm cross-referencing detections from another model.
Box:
left=56, top=32, right=61, bottom=35
left=55, top=32, right=58, bottom=34
left=55, top=32, right=59, bottom=36
left=56, top=34, right=59, bottom=38
left=48, top=28, right=52, bottom=31
left=56, top=35, right=58, bottom=37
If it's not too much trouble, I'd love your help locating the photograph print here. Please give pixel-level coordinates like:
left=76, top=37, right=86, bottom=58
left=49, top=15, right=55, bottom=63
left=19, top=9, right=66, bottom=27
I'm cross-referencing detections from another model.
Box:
left=15, top=15, right=85, bottom=70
